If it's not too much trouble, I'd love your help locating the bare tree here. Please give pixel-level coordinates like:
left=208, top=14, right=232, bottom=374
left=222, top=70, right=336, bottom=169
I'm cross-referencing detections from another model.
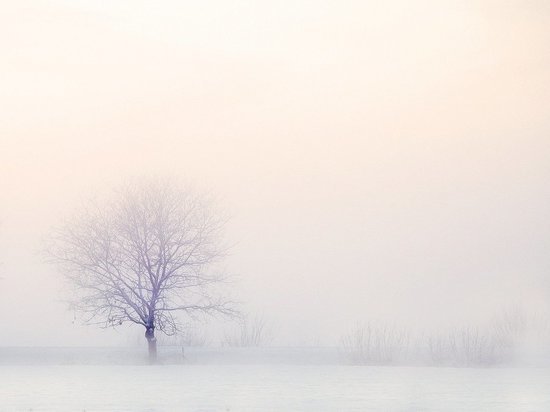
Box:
left=46, top=178, right=237, bottom=362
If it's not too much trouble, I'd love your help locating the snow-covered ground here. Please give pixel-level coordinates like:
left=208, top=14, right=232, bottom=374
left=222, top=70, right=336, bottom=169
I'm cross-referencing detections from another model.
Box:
left=1, top=347, right=550, bottom=411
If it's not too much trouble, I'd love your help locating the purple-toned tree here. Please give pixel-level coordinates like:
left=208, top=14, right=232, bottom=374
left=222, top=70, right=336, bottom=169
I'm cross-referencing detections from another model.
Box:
left=47, top=178, right=236, bottom=362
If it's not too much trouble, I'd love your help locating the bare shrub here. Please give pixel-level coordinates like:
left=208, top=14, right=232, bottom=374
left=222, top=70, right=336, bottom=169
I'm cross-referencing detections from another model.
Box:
left=491, top=308, right=528, bottom=355
left=180, top=327, right=211, bottom=347
left=426, top=327, right=497, bottom=366
left=457, top=328, right=498, bottom=365
left=222, top=315, right=275, bottom=347
left=341, top=323, right=409, bottom=365
left=491, top=309, right=550, bottom=362
left=530, top=315, right=550, bottom=346
left=157, top=326, right=211, bottom=347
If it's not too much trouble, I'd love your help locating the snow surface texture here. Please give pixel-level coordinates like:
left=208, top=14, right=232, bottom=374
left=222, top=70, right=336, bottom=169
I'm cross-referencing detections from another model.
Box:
left=1, top=348, right=550, bottom=411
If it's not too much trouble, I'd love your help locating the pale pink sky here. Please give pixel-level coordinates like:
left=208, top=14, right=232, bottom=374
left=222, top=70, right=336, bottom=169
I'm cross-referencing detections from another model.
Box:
left=1, top=0, right=549, bottom=345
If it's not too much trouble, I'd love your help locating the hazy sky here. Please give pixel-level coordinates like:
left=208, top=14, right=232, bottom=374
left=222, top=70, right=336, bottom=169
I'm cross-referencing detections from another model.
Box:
left=1, top=0, right=549, bottom=346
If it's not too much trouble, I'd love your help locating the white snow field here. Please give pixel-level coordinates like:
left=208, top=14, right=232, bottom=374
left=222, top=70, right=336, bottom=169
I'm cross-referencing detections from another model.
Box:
left=1, top=348, right=550, bottom=411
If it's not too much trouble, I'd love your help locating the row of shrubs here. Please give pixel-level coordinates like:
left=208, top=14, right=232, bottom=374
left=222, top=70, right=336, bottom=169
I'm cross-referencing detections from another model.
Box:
left=154, top=315, right=275, bottom=348
left=143, top=309, right=549, bottom=367
left=340, top=310, right=550, bottom=366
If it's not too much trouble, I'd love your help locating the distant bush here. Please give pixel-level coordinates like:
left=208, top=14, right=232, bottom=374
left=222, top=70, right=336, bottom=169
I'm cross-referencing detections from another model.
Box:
left=491, top=308, right=550, bottom=361
left=157, top=326, right=211, bottom=347
left=341, top=309, right=550, bottom=367
left=222, top=315, right=275, bottom=347
left=341, top=323, right=409, bottom=365
left=491, top=308, right=528, bottom=357
left=426, top=328, right=498, bottom=366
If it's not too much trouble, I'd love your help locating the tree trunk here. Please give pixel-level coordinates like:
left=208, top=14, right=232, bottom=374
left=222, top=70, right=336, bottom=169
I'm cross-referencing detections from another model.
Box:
left=145, top=326, right=157, bottom=363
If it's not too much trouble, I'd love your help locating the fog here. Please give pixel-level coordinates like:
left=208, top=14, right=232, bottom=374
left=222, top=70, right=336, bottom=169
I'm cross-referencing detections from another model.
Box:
left=1, top=0, right=549, bottom=349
